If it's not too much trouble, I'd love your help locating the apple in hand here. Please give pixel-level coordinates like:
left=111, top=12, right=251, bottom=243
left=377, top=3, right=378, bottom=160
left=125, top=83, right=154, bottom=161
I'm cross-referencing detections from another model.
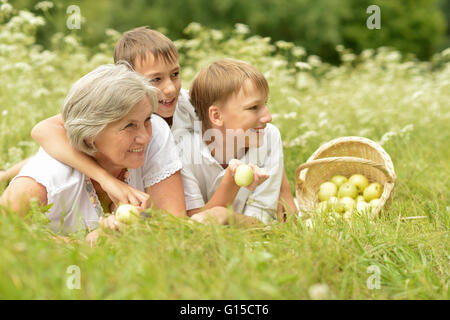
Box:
left=115, top=203, right=140, bottom=224
left=363, top=182, right=383, bottom=201
left=338, top=182, right=358, bottom=199
left=234, top=164, right=254, bottom=187
left=331, top=175, right=348, bottom=188
left=318, top=182, right=338, bottom=201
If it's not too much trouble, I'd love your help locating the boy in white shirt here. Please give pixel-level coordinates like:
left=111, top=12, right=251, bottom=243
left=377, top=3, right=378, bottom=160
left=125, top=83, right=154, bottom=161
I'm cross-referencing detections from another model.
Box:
left=174, top=59, right=296, bottom=224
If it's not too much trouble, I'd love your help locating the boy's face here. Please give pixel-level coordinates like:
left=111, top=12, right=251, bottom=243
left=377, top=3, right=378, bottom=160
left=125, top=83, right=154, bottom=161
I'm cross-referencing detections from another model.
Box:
left=216, top=79, right=272, bottom=148
left=134, top=53, right=181, bottom=119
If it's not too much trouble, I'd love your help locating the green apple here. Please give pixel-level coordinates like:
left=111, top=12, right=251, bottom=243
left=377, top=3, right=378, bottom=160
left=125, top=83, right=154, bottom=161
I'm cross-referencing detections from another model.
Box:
left=349, top=174, right=369, bottom=193
left=363, top=182, right=383, bottom=201
left=318, top=181, right=338, bottom=201
left=327, top=196, right=339, bottom=209
left=356, top=200, right=371, bottom=214
left=115, top=204, right=140, bottom=224
left=234, top=164, right=254, bottom=187
left=338, top=182, right=358, bottom=199
left=331, top=175, right=348, bottom=188
left=339, top=196, right=356, bottom=212
left=316, top=201, right=329, bottom=213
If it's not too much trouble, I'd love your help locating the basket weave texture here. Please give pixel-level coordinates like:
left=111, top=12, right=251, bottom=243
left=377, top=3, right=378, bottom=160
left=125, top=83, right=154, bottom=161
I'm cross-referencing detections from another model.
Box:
left=295, top=136, right=397, bottom=217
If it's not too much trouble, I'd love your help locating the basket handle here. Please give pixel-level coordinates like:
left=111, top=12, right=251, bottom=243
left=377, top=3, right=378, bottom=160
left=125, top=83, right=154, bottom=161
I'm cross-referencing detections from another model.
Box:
left=295, top=156, right=396, bottom=185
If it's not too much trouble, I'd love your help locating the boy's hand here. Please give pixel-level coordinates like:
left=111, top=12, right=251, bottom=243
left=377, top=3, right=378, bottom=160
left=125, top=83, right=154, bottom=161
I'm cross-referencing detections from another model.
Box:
left=190, top=209, right=229, bottom=225
left=228, top=159, right=269, bottom=192
left=100, top=174, right=150, bottom=211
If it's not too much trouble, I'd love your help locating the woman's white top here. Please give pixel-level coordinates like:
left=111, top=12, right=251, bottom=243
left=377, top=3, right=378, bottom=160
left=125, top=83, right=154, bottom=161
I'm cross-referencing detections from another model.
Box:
left=172, top=89, right=284, bottom=224
left=12, top=115, right=182, bottom=234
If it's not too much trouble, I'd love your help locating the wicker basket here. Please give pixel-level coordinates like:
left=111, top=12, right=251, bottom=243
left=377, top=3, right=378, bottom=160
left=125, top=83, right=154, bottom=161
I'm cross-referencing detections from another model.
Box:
left=295, top=136, right=397, bottom=218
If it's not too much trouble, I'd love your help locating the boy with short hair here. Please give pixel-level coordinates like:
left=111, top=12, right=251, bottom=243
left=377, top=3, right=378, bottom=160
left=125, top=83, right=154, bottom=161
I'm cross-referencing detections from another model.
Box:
left=175, top=58, right=294, bottom=223
left=2, top=27, right=297, bottom=220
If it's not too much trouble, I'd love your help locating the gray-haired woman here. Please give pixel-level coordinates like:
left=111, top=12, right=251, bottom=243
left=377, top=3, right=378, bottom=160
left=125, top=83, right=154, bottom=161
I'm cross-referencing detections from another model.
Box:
left=0, top=63, right=188, bottom=242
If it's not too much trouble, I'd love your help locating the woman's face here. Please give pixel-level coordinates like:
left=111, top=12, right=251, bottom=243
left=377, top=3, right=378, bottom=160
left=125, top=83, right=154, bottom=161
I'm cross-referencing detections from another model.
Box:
left=93, top=97, right=153, bottom=172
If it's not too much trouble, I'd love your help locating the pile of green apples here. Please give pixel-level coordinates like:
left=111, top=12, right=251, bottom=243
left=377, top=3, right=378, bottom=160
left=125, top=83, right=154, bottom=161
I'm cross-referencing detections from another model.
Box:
left=316, top=174, right=384, bottom=220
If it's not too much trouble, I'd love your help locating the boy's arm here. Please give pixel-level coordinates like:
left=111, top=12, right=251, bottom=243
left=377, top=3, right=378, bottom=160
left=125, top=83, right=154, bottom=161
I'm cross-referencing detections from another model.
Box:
left=190, top=206, right=263, bottom=228
left=186, top=161, right=269, bottom=217
left=30, top=115, right=150, bottom=209
left=187, top=168, right=240, bottom=216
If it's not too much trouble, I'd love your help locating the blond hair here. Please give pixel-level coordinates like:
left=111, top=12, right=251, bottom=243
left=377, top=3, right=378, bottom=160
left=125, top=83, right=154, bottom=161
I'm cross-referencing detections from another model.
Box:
left=62, top=62, right=159, bottom=156
left=189, top=59, right=269, bottom=132
left=114, top=27, right=178, bottom=67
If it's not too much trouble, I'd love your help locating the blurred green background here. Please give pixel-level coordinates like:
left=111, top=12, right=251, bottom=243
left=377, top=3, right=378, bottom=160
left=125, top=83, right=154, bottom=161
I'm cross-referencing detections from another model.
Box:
left=12, top=0, right=449, bottom=63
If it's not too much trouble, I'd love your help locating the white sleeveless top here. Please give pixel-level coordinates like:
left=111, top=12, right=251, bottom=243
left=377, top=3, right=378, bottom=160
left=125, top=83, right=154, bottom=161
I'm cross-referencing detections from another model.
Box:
left=12, top=115, right=182, bottom=234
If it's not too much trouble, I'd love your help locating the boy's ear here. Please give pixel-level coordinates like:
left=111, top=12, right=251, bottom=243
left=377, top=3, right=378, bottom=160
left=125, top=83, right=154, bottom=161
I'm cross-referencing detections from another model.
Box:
left=208, top=105, right=223, bottom=127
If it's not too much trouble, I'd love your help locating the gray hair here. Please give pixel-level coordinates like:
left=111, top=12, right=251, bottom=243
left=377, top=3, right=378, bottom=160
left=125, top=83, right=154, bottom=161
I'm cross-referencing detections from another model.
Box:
left=62, top=62, right=159, bottom=156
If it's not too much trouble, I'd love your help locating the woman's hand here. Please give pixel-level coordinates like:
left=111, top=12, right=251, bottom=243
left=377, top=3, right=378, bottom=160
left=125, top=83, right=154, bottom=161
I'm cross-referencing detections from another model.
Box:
left=98, top=214, right=122, bottom=231
left=85, top=229, right=100, bottom=247
left=228, top=159, right=270, bottom=192
left=100, top=173, right=150, bottom=211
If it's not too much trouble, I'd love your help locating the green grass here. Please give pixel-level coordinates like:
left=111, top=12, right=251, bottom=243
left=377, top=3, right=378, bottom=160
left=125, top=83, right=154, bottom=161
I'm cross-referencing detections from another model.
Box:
left=0, top=3, right=449, bottom=299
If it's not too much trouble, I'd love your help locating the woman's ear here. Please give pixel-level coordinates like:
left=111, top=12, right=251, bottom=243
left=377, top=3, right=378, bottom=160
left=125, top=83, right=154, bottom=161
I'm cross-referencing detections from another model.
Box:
left=208, top=105, right=223, bottom=127
left=85, top=137, right=95, bottom=148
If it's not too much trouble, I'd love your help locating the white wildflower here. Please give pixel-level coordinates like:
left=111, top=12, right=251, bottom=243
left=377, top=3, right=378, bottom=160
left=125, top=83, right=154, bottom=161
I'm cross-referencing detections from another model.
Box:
left=336, top=44, right=345, bottom=52
left=272, top=59, right=286, bottom=68
left=295, top=62, right=311, bottom=71
left=287, top=97, right=301, bottom=106
left=64, top=35, right=79, bottom=47
left=32, top=88, right=50, bottom=98
left=14, top=62, right=32, bottom=72
left=319, top=119, right=329, bottom=128
left=284, top=112, right=297, bottom=119
left=0, top=3, right=13, bottom=14
left=271, top=113, right=280, bottom=120
left=35, top=1, right=53, bottom=11
left=379, top=131, right=397, bottom=145
left=318, top=111, right=327, bottom=119
left=184, top=22, right=202, bottom=35
left=275, top=40, right=294, bottom=50
left=210, top=29, right=223, bottom=41
left=307, top=55, right=322, bottom=67
left=401, top=124, right=414, bottom=134
left=2, top=110, right=8, bottom=116
left=309, top=283, right=330, bottom=300
left=342, top=53, right=356, bottom=63
left=441, top=48, right=450, bottom=57
left=235, top=23, right=250, bottom=35
left=292, top=46, right=306, bottom=58
left=411, top=91, right=422, bottom=100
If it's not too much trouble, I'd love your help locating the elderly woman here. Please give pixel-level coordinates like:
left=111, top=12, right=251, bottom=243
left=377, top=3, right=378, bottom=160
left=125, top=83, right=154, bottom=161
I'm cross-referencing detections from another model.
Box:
left=0, top=63, right=188, bottom=239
